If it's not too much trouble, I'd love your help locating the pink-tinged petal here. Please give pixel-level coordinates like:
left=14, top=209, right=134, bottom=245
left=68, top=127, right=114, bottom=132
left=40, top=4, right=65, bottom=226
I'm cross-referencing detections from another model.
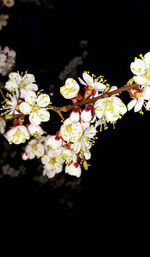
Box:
left=19, top=102, right=31, bottom=114
left=23, top=74, right=35, bottom=84
left=29, top=112, right=41, bottom=126
left=25, top=91, right=37, bottom=104
left=36, top=108, right=50, bottom=122
left=37, top=94, right=50, bottom=107
left=82, top=73, right=93, bottom=86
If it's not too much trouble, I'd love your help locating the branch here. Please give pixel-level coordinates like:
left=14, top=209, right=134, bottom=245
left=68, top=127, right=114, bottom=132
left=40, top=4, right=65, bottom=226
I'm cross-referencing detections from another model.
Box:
left=47, top=82, right=137, bottom=117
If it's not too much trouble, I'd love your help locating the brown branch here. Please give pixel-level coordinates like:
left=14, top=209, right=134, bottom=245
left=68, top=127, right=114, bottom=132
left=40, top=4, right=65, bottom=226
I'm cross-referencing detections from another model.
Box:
left=48, top=82, right=138, bottom=116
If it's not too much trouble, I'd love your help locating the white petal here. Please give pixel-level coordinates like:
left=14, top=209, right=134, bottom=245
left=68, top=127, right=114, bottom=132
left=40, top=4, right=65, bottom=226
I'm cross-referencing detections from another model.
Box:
left=127, top=99, right=137, bottom=111
left=144, top=52, right=150, bottom=65
left=60, top=78, right=79, bottom=99
left=26, top=83, right=38, bottom=91
left=105, top=111, right=119, bottom=122
left=134, top=97, right=144, bottom=112
left=22, top=74, right=35, bottom=84
left=37, top=94, right=50, bottom=107
left=29, top=112, right=41, bottom=126
left=9, top=72, right=21, bottom=83
left=93, top=82, right=106, bottom=91
left=5, top=81, right=18, bottom=91
left=130, top=59, right=146, bottom=75
left=134, top=75, right=148, bottom=86
left=25, top=91, right=37, bottom=104
left=19, top=102, right=31, bottom=114
left=78, top=77, right=87, bottom=86
left=142, top=86, right=150, bottom=100
left=82, top=73, right=93, bottom=86
left=37, top=108, right=50, bottom=122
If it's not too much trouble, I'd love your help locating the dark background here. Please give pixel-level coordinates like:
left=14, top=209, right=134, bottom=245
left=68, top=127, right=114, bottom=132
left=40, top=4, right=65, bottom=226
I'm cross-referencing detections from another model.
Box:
left=0, top=0, right=150, bottom=248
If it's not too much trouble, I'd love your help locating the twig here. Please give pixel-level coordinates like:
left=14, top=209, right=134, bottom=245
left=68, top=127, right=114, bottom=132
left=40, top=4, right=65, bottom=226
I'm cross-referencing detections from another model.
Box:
left=47, top=82, right=137, bottom=117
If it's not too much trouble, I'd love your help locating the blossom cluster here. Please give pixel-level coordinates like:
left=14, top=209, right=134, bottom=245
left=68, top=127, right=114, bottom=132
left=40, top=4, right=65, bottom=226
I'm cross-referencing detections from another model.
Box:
left=1, top=51, right=150, bottom=179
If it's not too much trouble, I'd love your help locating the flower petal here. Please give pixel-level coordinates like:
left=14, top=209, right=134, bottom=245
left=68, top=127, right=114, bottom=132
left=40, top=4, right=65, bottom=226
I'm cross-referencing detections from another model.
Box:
left=26, top=83, right=38, bottom=91
left=19, top=102, right=31, bottom=114
left=142, top=86, right=150, bottom=100
left=22, top=74, right=35, bottom=84
left=134, top=97, right=144, bottom=112
left=127, top=99, right=137, bottom=111
left=9, top=72, right=21, bottom=83
left=36, top=108, right=50, bottom=122
left=25, top=91, right=37, bottom=104
left=29, top=112, right=41, bottom=126
left=37, top=94, right=50, bottom=107
left=130, top=59, right=146, bottom=75
left=82, top=73, right=93, bottom=86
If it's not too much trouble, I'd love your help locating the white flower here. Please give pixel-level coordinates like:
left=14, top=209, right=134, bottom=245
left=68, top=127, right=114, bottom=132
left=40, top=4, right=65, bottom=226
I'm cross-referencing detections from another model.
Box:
left=65, top=162, right=81, bottom=178
left=130, top=52, right=150, bottom=86
left=0, top=116, right=6, bottom=134
left=5, top=72, right=38, bottom=98
left=5, top=125, right=30, bottom=144
left=3, top=0, right=15, bottom=8
left=0, top=14, right=8, bottom=30
left=27, top=123, right=44, bottom=137
left=19, top=91, right=50, bottom=126
left=60, top=118, right=83, bottom=143
left=71, top=126, right=96, bottom=156
left=24, top=139, right=45, bottom=159
left=127, top=86, right=150, bottom=112
left=41, top=149, right=64, bottom=178
left=94, top=95, right=127, bottom=123
left=78, top=72, right=106, bottom=91
left=1, top=89, right=19, bottom=117
left=45, top=135, right=63, bottom=149
left=60, top=78, right=80, bottom=99
left=61, top=148, right=77, bottom=164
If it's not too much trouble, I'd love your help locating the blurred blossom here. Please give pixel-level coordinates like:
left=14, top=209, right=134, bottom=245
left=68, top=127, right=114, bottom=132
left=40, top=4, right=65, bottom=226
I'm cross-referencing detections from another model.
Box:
left=0, top=14, right=8, bottom=30
left=0, top=46, right=16, bottom=76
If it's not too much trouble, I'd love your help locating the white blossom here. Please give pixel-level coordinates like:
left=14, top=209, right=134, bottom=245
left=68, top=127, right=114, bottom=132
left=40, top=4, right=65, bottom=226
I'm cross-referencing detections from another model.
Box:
left=5, top=125, right=30, bottom=144
left=45, top=134, right=63, bottom=149
left=130, top=52, right=150, bottom=86
left=41, top=149, right=64, bottom=178
left=60, top=118, right=83, bottom=143
left=60, top=78, right=80, bottom=99
left=19, top=91, right=50, bottom=126
left=94, top=95, right=127, bottom=123
left=65, top=162, right=81, bottom=178
left=23, top=139, right=45, bottom=159
left=5, top=72, right=38, bottom=98
left=78, top=72, right=106, bottom=91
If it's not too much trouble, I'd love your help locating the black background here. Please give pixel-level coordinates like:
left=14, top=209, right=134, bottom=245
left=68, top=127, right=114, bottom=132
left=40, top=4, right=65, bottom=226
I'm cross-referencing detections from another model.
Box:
left=0, top=0, right=150, bottom=250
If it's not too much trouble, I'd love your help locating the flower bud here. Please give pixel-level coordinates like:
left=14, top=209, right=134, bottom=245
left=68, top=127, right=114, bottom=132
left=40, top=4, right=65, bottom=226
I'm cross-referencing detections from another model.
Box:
left=65, top=161, right=81, bottom=177
left=69, top=107, right=80, bottom=122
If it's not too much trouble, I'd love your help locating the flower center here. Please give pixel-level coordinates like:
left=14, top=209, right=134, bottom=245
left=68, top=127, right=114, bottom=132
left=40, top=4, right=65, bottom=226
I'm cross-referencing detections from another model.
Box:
left=102, top=98, right=114, bottom=111
left=66, top=124, right=72, bottom=133
left=49, top=158, right=55, bottom=164
left=31, top=104, right=40, bottom=112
